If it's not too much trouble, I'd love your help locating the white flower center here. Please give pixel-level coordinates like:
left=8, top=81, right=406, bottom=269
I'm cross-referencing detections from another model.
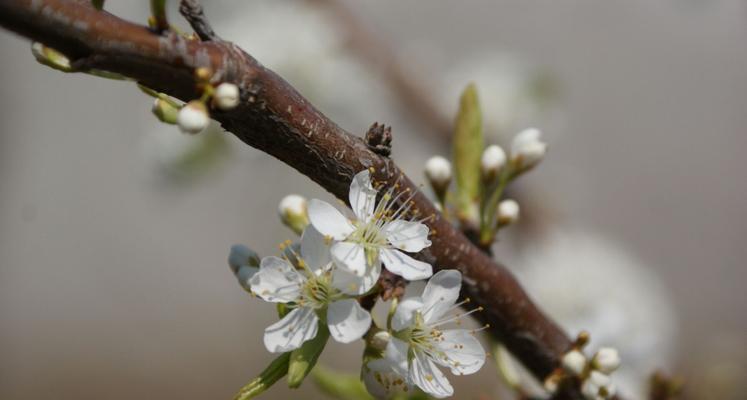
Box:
left=298, top=268, right=340, bottom=309
left=347, top=188, right=417, bottom=255
left=396, top=303, right=484, bottom=372
left=403, top=312, right=449, bottom=361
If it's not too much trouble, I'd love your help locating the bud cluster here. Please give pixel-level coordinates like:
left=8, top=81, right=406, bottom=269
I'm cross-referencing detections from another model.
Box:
left=545, top=332, right=621, bottom=400
left=423, top=119, right=547, bottom=247
left=136, top=67, right=242, bottom=134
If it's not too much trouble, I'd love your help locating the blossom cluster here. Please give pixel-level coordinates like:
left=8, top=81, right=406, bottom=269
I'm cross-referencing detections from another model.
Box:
left=228, top=170, right=487, bottom=398
left=540, top=336, right=622, bottom=400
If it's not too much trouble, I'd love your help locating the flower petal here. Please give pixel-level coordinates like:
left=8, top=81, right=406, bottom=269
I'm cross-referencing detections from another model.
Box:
left=308, top=199, right=355, bottom=240
left=380, top=248, right=433, bottom=281
left=332, top=262, right=380, bottom=296
left=349, top=169, right=377, bottom=222
left=433, top=329, right=486, bottom=375
left=263, top=307, right=319, bottom=353
left=362, top=361, right=409, bottom=399
left=409, top=350, right=454, bottom=398
left=421, top=269, right=462, bottom=324
left=249, top=256, right=304, bottom=303
left=327, top=299, right=372, bottom=343
left=331, top=241, right=369, bottom=277
left=383, top=337, right=411, bottom=378
left=511, top=127, right=542, bottom=155
left=383, top=220, right=431, bottom=253
left=300, top=225, right=331, bottom=271
left=391, top=297, right=424, bottom=332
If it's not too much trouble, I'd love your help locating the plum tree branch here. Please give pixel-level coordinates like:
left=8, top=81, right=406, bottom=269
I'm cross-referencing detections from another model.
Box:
left=0, top=0, right=586, bottom=397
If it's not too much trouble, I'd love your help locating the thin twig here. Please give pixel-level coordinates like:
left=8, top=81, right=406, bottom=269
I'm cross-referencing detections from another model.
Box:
left=179, top=0, right=220, bottom=41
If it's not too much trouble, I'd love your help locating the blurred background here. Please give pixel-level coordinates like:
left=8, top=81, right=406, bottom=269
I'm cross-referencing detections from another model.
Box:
left=1, top=1, right=746, bottom=399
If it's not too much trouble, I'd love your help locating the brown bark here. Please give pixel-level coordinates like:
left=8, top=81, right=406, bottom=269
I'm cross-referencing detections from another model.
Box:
left=0, top=0, right=581, bottom=393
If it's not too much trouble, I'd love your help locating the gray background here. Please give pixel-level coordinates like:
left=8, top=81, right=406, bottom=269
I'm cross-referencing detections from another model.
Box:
left=1, top=1, right=745, bottom=399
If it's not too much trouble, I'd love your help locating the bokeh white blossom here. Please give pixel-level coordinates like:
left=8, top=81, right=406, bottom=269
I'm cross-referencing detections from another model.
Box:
left=508, top=228, right=678, bottom=398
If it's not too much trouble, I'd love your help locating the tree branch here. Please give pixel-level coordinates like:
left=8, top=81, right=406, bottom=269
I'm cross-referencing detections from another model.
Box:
left=0, top=0, right=580, bottom=395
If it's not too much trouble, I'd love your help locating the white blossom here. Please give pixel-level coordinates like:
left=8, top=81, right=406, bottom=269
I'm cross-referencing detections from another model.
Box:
left=370, top=270, right=486, bottom=399
left=214, top=82, right=240, bottom=110
left=370, top=330, right=391, bottom=352
left=362, top=360, right=409, bottom=399
left=480, top=145, right=506, bottom=181
left=582, top=371, right=615, bottom=400
left=562, top=349, right=587, bottom=376
left=308, top=170, right=433, bottom=285
left=425, top=156, right=452, bottom=189
left=497, top=199, right=520, bottom=225
left=510, top=128, right=547, bottom=170
left=249, top=226, right=372, bottom=352
left=278, top=194, right=309, bottom=234
left=593, top=347, right=621, bottom=374
left=278, top=194, right=307, bottom=218
left=177, top=101, right=209, bottom=134
left=508, top=229, right=677, bottom=398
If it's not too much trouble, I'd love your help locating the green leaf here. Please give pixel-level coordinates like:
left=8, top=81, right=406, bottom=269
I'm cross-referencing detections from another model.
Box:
left=233, top=352, right=291, bottom=400
left=452, top=83, right=484, bottom=224
left=287, top=322, right=330, bottom=388
left=311, top=365, right=373, bottom=400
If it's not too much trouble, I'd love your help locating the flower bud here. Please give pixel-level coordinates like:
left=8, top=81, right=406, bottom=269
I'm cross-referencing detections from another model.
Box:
left=592, top=347, right=621, bottom=374
left=213, top=82, right=240, bottom=110
left=177, top=100, right=209, bottom=134
left=581, top=378, right=602, bottom=400
left=589, top=370, right=611, bottom=387
left=480, top=145, right=506, bottom=183
left=228, top=244, right=260, bottom=275
left=151, top=98, right=179, bottom=124
left=497, top=199, right=520, bottom=226
left=370, top=330, right=391, bottom=352
left=425, top=156, right=452, bottom=199
left=278, top=194, right=309, bottom=235
left=228, top=244, right=260, bottom=292
left=235, top=266, right=257, bottom=292
left=194, top=67, right=212, bottom=82
left=31, top=42, right=71, bottom=72
left=543, top=375, right=559, bottom=394
left=582, top=371, right=613, bottom=400
left=601, top=383, right=616, bottom=398
left=561, top=349, right=587, bottom=376
left=510, top=128, right=547, bottom=171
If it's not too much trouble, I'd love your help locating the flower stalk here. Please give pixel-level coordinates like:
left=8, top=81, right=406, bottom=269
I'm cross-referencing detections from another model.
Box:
left=233, top=352, right=291, bottom=400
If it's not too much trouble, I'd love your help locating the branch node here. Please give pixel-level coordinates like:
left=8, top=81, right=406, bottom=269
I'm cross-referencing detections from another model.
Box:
left=365, top=122, right=393, bottom=157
